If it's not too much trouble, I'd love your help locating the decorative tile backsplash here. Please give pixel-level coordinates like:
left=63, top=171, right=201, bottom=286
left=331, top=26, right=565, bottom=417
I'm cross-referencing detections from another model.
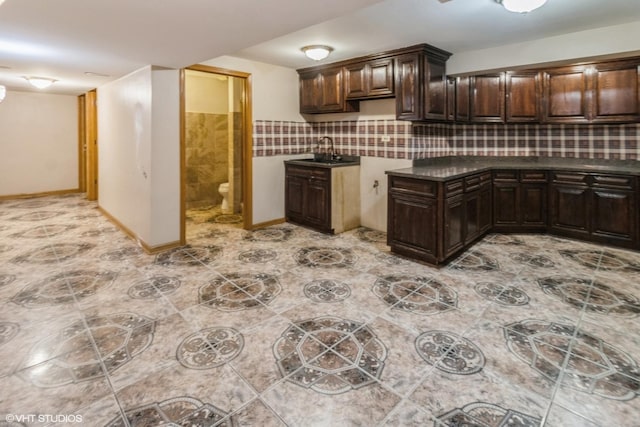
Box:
left=253, top=119, right=639, bottom=160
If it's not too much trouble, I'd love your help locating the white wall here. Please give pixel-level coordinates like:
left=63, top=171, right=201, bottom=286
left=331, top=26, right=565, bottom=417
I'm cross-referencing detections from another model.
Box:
left=98, top=66, right=180, bottom=248
left=0, top=91, right=78, bottom=196
left=448, top=21, right=640, bottom=75
left=201, top=56, right=303, bottom=122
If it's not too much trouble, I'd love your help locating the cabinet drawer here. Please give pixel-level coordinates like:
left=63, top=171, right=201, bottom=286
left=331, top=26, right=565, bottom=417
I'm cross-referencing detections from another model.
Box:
left=552, top=172, right=589, bottom=185
left=390, top=176, right=437, bottom=197
left=465, top=175, right=481, bottom=191
left=493, top=170, right=518, bottom=181
left=592, top=174, right=635, bottom=190
left=445, top=179, right=464, bottom=197
left=521, top=171, right=547, bottom=183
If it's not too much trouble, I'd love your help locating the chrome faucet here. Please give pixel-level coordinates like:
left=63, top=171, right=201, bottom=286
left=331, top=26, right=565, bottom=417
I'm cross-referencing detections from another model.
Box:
left=319, top=136, right=336, bottom=160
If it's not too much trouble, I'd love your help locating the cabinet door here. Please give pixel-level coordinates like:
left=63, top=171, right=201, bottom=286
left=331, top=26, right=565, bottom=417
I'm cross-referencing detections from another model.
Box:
left=344, top=63, right=367, bottom=99
left=299, top=72, right=320, bottom=113
left=446, top=77, right=456, bottom=121
left=493, top=183, right=519, bottom=228
left=549, top=185, right=590, bottom=236
left=506, top=71, right=541, bottom=122
left=368, top=58, right=394, bottom=97
left=471, top=74, right=505, bottom=123
left=424, top=56, right=447, bottom=120
left=455, top=76, right=471, bottom=122
left=444, top=194, right=465, bottom=258
left=591, top=60, right=640, bottom=123
left=543, top=66, right=590, bottom=123
left=285, top=174, right=306, bottom=220
left=521, top=184, right=547, bottom=227
left=318, top=68, right=344, bottom=112
left=388, top=192, right=438, bottom=262
left=305, top=175, right=331, bottom=230
left=591, top=188, right=636, bottom=246
left=465, top=190, right=481, bottom=244
left=395, top=53, right=421, bottom=120
left=478, top=183, right=492, bottom=234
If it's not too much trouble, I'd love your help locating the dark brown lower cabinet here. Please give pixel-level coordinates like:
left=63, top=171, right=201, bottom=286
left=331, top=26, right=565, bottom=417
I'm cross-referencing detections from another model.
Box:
left=388, top=171, right=491, bottom=265
left=388, top=167, right=638, bottom=266
left=285, top=164, right=331, bottom=233
left=493, top=170, right=547, bottom=232
left=550, top=172, right=636, bottom=248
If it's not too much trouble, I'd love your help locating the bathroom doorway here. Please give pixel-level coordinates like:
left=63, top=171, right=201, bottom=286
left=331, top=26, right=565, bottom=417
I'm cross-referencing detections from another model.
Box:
left=181, top=65, right=252, bottom=242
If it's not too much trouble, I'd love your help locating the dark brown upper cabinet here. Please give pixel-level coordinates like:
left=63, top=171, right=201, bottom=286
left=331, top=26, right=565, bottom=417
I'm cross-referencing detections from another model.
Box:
left=344, top=58, right=394, bottom=99
left=591, top=59, right=640, bottom=123
left=470, top=73, right=505, bottom=123
left=297, top=43, right=450, bottom=120
left=542, top=65, right=590, bottom=123
left=395, top=45, right=451, bottom=121
left=299, top=67, right=358, bottom=114
left=505, top=71, right=541, bottom=123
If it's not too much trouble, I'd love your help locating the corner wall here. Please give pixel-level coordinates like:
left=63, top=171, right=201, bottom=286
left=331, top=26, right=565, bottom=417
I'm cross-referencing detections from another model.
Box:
left=0, top=91, right=78, bottom=196
left=97, top=66, right=180, bottom=249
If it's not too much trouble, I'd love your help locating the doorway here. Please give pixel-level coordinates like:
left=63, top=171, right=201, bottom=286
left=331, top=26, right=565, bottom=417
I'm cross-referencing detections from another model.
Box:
left=181, top=65, right=252, bottom=243
left=78, top=89, right=98, bottom=200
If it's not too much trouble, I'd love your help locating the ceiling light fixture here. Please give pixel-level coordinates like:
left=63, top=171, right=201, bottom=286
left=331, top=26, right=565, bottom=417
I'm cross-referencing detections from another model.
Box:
left=301, top=45, right=333, bottom=61
left=0, top=85, right=6, bottom=103
left=497, top=0, right=547, bottom=13
left=24, top=76, right=56, bottom=89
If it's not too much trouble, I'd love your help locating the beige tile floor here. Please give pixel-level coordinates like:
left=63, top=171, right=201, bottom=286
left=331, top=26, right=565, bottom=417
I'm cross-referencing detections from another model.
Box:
left=1, top=194, right=639, bottom=426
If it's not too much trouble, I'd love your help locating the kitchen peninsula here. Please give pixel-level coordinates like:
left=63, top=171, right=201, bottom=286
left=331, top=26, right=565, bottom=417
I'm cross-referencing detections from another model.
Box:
left=386, top=156, right=640, bottom=265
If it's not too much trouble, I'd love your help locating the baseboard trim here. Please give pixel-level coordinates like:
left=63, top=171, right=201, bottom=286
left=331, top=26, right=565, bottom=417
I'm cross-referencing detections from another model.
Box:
left=98, top=206, right=183, bottom=255
left=250, top=218, right=286, bottom=230
left=0, top=188, right=81, bottom=201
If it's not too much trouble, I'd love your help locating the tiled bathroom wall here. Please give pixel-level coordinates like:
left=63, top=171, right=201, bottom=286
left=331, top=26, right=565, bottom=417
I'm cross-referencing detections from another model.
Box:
left=253, top=119, right=640, bottom=160
left=185, top=113, right=229, bottom=209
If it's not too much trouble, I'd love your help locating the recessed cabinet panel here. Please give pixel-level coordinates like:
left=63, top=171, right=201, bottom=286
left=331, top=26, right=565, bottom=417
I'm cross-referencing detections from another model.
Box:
left=455, top=76, right=471, bottom=122
left=550, top=185, right=590, bottom=235
left=471, top=74, right=505, bottom=122
left=543, top=67, right=589, bottom=123
left=592, top=189, right=635, bottom=243
left=395, top=54, right=421, bottom=120
left=592, top=60, right=640, bottom=122
left=368, top=59, right=394, bottom=97
left=506, top=72, right=540, bottom=122
left=319, top=68, right=344, bottom=112
left=425, top=59, right=447, bottom=119
left=344, top=63, right=367, bottom=99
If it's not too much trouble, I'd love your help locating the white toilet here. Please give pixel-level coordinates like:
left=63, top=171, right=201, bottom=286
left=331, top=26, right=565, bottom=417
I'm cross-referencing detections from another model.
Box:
left=218, top=182, right=230, bottom=212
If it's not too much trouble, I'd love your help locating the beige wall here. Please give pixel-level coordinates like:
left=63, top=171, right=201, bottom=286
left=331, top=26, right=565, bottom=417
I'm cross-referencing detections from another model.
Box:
left=448, top=21, right=640, bottom=75
left=98, top=66, right=180, bottom=248
left=0, top=90, right=78, bottom=196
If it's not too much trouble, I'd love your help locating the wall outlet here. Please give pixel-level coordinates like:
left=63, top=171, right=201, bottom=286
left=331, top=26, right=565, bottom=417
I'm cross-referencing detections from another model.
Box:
left=381, top=135, right=391, bottom=143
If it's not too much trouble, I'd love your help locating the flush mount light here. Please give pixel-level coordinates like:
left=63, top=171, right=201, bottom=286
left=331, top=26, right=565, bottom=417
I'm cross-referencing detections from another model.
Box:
left=301, top=45, right=334, bottom=61
left=0, top=85, right=6, bottom=103
left=24, top=76, right=56, bottom=89
left=497, top=0, right=547, bottom=13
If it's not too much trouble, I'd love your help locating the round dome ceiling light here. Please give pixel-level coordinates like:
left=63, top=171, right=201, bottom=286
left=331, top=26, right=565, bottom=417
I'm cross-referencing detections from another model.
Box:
left=301, top=45, right=334, bottom=61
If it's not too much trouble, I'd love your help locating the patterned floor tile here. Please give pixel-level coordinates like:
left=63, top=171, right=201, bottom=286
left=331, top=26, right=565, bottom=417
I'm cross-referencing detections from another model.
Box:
left=1, top=195, right=640, bottom=426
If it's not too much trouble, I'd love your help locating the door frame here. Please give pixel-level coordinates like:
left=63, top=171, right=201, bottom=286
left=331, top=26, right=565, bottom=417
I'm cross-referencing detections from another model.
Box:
left=180, top=64, right=253, bottom=244
left=84, top=89, right=98, bottom=200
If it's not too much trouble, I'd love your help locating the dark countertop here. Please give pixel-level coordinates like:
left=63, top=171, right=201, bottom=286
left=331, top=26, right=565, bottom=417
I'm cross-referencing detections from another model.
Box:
left=285, top=155, right=360, bottom=169
left=386, top=156, right=640, bottom=181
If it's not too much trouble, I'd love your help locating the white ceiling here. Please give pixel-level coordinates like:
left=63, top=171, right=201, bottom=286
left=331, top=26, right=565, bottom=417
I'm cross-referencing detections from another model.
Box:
left=1, top=0, right=639, bottom=96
